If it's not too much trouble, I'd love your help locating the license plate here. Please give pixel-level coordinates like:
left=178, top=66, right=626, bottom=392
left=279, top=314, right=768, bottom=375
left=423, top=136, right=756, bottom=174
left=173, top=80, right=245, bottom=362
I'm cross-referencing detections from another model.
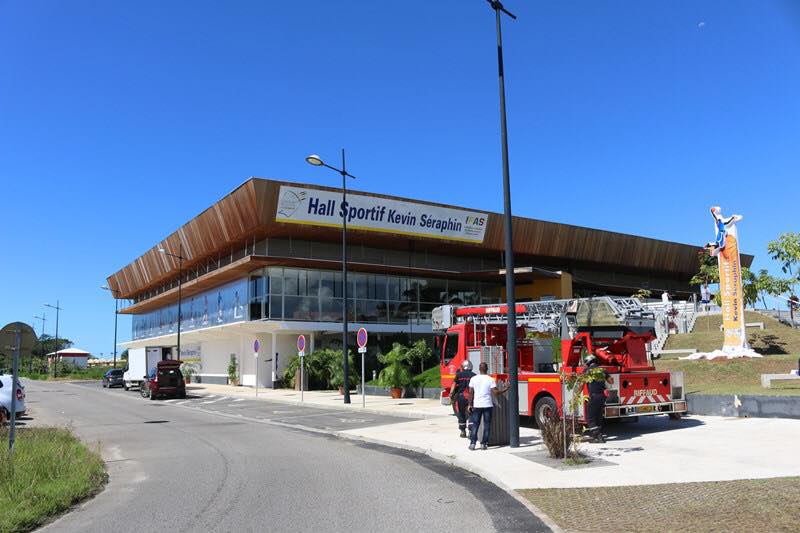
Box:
left=637, top=405, right=655, bottom=413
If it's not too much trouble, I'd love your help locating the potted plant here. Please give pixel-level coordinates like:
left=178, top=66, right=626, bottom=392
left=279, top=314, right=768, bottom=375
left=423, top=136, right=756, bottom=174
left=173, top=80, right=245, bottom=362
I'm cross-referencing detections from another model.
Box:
left=227, top=354, right=239, bottom=386
left=181, top=362, right=196, bottom=384
left=329, top=351, right=357, bottom=394
left=377, top=343, right=412, bottom=399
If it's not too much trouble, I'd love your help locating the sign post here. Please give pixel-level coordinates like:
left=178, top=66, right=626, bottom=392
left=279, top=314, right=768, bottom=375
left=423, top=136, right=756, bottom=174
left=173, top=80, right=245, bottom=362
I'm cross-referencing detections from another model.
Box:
left=254, top=339, right=261, bottom=397
left=297, top=335, right=306, bottom=402
left=1, top=322, right=36, bottom=456
left=357, top=328, right=368, bottom=408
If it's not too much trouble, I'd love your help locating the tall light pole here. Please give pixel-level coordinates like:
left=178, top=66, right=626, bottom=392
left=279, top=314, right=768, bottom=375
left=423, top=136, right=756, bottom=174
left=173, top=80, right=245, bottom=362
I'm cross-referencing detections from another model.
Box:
left=101, top=285, right=121, bottom=368
left=486, top=0, right=520, bottom=447
left=159, top=244, right=185, bottom=361
left=44, top=301, right=62, bottom=378
left=33, top=313, right=46, bottom=373
left=306, top=150, right=356, bottom=404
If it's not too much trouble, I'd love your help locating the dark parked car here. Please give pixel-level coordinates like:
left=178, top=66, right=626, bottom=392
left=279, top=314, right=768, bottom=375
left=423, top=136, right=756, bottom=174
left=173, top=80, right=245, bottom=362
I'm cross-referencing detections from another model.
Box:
left=140, top=360, right=186, bottom=400
left=102, top=368, right=124, bottom=388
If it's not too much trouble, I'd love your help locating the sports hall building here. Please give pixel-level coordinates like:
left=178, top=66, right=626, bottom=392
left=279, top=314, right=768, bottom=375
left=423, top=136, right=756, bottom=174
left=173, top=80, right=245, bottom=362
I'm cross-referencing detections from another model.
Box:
left=108, top=178, right=739, bottom=386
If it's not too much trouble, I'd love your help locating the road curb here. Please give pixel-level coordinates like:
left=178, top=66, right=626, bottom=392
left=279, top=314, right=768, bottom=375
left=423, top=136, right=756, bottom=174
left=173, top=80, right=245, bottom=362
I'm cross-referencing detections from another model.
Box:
left=332, top=431, right=563, bottom=532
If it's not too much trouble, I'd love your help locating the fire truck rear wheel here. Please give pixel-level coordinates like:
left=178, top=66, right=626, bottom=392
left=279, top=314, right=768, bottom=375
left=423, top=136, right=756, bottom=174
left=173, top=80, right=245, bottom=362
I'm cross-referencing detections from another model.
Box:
left=668, top=413, right=682, bottom=421
left=534, top=396, right=557, bottom=428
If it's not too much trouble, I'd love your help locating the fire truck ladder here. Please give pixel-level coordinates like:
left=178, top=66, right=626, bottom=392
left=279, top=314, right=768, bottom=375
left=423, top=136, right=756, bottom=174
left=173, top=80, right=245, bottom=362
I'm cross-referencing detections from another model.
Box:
left=451, top=297, right=654, bottom=334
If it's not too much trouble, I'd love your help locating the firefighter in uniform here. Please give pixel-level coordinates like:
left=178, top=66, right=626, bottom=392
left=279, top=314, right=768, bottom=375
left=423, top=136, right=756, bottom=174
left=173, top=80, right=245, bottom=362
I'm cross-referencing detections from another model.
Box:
left=584, top=355, right=612, bottom=443
left=449, top=360, right=475, bottom=438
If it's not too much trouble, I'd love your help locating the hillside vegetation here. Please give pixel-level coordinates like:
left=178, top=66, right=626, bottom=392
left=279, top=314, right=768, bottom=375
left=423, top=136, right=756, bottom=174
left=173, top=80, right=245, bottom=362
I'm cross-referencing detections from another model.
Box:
left=664, top=311, right=800, bottom=355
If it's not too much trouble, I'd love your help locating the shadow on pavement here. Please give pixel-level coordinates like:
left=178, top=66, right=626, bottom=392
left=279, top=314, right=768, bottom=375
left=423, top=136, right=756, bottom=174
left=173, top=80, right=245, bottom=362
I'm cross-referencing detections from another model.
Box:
left=604, top=416, right=705, bottom=442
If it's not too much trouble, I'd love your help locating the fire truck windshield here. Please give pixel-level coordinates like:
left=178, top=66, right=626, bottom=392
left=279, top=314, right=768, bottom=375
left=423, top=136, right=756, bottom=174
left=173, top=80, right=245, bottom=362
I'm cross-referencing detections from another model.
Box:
left=443, top=333, right=459, bottom=365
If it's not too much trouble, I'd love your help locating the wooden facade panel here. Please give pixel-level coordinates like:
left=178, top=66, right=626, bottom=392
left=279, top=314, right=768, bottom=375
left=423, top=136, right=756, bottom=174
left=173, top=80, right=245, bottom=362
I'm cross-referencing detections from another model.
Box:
left=107, top=177, right=752, bottom=300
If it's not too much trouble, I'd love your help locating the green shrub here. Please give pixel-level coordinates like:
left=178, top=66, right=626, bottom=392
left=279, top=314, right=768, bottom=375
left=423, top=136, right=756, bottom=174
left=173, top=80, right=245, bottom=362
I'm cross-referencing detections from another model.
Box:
left=283, top=348, right=359, bottom=390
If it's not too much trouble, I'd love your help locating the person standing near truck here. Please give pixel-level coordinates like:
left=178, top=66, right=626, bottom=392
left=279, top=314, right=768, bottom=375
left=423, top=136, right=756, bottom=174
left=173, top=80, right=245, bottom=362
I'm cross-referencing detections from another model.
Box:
left=449, top=360, right=475, bottom=438
left=467, top=362, right=509, bottom=450
left=584, top=355, right=613, bottom=443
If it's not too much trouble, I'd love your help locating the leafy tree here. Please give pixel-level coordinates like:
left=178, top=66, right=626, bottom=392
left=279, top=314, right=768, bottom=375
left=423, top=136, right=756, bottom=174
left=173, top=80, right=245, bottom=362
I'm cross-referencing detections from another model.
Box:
left=631, top=288, right=652, bottom=301
left=120, top=349, right=129, bottom=361
left=767, top=232, right=800, bottom=279
left=690, top=249, right=719, bottom=286
left=405, top=339, right=432, bottom=375
left=755, top=269, right=793, bottom=310
left=31, top=334, right=74, bottom=358
left=691, top=249, right=758, bottom=307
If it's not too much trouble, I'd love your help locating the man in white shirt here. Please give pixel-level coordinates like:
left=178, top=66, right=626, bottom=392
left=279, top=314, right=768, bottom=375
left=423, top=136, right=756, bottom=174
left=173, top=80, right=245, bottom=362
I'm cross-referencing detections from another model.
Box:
left=467, top=362, right=509, bottom=450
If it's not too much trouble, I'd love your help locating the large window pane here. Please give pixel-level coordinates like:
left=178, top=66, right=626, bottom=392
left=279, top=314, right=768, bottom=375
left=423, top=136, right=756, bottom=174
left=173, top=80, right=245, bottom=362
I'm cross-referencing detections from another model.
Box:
left=284, top=296, right=318, bottom=321
left=284, top=269, right=299, bottom=296
left=419, top=278, right=447, bottom=303
left=320, top=271, right=335, bottom=299
left=320, top=297, right=343, bottom=322
left=269, top=268, right=283, bottom=295
left=355, top=273, right=368, bottom=299
left=269, top=295, right=282, bottom=319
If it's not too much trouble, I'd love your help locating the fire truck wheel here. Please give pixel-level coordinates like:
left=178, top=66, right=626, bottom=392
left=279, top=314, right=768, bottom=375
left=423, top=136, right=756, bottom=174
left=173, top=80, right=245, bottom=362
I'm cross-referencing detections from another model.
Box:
left=668, top=413, right=682, bottom=421
left=534, top=396, right=557, bottom=428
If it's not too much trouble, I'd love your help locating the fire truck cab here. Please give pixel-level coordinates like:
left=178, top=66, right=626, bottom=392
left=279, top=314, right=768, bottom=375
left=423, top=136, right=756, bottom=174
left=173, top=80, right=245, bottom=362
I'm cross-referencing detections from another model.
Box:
left=434, top=297, right=687, bottom=427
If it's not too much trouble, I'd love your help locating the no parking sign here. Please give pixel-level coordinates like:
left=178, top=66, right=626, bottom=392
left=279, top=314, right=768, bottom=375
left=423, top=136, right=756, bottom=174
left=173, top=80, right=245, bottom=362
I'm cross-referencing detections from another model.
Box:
left=297, top=335, right=306, bottom=357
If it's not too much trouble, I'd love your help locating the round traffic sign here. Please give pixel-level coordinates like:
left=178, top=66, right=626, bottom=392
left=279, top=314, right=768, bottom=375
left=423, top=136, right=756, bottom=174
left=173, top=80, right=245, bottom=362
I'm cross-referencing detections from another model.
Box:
left=356, top=327, right=368, bottom=349
left=1, top=322, right=37, bottom=354
left=297, top=335, right=306, bottom=353
left=253, top=339, right=260, bottom=353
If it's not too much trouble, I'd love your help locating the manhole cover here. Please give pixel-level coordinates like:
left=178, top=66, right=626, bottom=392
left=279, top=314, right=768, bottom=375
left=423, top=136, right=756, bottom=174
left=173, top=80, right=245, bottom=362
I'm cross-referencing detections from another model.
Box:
left=144, top=420, right=169, bottom=424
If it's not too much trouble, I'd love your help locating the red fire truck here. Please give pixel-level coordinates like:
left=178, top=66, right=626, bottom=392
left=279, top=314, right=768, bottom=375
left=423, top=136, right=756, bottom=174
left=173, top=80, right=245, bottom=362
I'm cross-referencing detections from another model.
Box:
left=434, top=297, right=687, bottom=427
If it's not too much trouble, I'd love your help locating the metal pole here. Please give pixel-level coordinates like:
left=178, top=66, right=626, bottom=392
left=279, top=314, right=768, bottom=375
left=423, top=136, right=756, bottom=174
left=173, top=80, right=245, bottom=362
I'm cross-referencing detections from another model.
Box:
left=33, top=314, right=45, bottom=374
left=113, top=296, right=119, bottom=369
left=255, top=352, right=259, bottom=397
left=341, top=148, right=351, bottom=404
left=300, top=356, right=304, bottom=403
left=9, top=328, right=20, bottom=455
left=50, top=301, right=60, bottom=378
left=361, top=351, right=365, bottom=408
left=177, top=244, right=183, bottom=362
left=488, top=0, right=519, bottom=447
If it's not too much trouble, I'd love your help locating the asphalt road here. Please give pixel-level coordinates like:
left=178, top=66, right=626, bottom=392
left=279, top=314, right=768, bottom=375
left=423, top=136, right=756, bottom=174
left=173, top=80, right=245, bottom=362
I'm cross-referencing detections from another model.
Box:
left=27, top=380, right=546, bottom=533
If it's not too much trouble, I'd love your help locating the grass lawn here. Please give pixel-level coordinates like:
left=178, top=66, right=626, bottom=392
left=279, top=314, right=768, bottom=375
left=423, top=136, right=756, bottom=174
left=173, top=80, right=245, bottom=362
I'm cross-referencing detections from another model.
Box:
left=21, top=366, right=116, bottom=381
left=659, top=310, right=800, bottom=396
left=665, top=311, right=800, bottom=355
left=521, top=477, right=800, bottom=533
left=0, top=427, right=106, bottom=532
left=656, top=354, right=800, bottom=396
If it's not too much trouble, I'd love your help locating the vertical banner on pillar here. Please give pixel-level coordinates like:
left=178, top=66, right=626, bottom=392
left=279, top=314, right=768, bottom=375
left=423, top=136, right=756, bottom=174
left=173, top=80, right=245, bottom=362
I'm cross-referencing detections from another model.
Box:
left=706, top=207, right=748, bottom=353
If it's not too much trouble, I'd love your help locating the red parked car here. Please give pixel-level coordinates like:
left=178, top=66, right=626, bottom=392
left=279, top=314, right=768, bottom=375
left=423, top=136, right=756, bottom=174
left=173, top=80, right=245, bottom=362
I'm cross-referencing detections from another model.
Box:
left=140, top=360, right=186, bottom=400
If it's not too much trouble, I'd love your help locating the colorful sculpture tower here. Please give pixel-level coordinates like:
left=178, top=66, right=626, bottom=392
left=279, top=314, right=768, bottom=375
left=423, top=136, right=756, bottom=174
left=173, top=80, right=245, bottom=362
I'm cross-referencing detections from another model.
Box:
left=705, top=206, right=753, bottom=356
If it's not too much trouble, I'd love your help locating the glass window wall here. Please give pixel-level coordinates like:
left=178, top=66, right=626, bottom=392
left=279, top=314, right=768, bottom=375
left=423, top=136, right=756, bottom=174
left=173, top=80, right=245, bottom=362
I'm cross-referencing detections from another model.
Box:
left=252, top=267, right=501, bottom=325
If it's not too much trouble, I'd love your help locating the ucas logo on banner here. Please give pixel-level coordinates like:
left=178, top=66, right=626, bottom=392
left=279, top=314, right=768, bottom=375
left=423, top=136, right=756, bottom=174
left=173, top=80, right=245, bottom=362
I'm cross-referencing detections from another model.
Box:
left=274, top=185, right=488, bottom=244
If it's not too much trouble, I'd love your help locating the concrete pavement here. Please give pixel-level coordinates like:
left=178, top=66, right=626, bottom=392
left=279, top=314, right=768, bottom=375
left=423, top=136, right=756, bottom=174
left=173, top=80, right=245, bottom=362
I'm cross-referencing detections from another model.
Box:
left=26, top=380, right=545, bottom=533
left=186, top=383, right=800, bottom=491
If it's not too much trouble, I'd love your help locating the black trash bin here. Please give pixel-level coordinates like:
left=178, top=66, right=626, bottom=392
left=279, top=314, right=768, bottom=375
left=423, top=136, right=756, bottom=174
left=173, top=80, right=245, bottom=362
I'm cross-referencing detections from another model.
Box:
left=474, top=379, right=510, bottom=447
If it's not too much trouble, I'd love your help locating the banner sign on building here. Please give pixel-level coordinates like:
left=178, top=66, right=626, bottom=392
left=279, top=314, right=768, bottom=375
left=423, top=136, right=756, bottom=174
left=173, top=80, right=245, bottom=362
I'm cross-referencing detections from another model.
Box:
left=275, top=185, right=488, bottom=243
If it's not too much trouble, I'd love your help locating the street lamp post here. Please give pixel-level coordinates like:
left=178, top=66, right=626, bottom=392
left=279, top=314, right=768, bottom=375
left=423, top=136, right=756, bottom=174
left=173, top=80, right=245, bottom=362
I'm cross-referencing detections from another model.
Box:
left=485, top=0, right=520, bottom=447
left=44, top=301, right=62, bottom=378
left=32, top=313, right=46, bottom=373
left=101, top=285, right=121, bottom=369
left=306, top=150, right=356, bottom=404
left=158, top=244, right=185, bottom=361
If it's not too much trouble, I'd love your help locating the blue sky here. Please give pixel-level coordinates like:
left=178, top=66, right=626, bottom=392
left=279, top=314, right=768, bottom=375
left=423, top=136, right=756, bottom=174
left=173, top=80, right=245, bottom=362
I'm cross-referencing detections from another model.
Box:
left=1, top=1, right=799, bottom=355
